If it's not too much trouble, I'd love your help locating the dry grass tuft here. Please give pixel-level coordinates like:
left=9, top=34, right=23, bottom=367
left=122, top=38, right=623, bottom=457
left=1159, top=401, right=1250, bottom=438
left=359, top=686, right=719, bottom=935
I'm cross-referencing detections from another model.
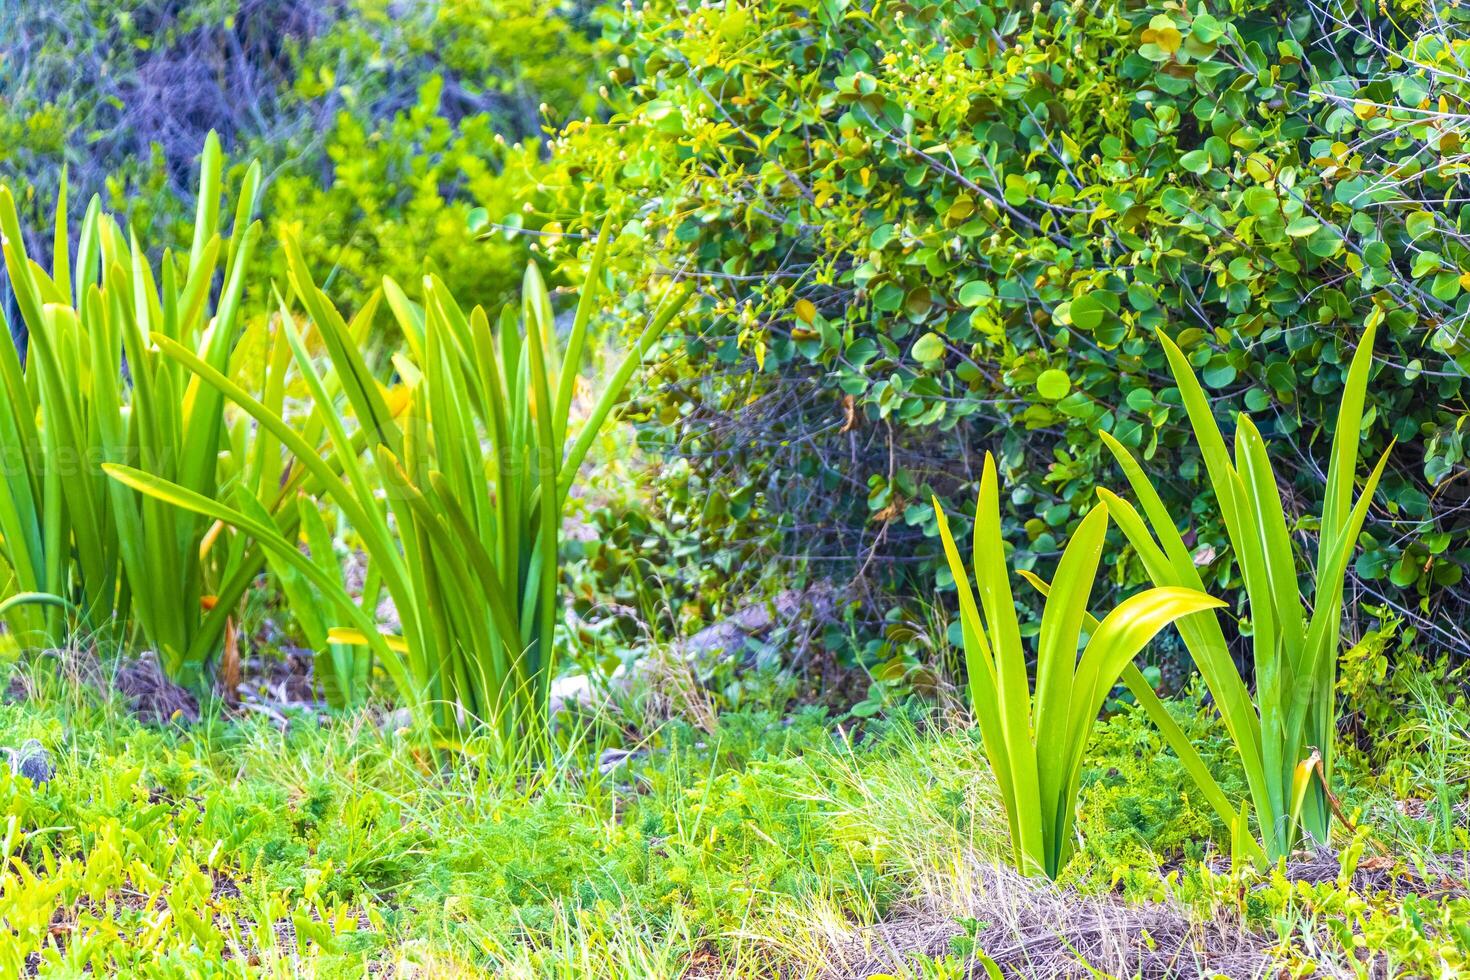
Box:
left=817, top=862, right=1277, bottom=979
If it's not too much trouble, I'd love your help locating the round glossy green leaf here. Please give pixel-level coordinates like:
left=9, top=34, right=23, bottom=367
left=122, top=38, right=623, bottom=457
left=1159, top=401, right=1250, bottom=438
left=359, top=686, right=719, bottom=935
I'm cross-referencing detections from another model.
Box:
left=1036, top=368, right=1072, bottom=400
left=1069, top=294, right=1106, bottom=330
left=1202, top=359, right=1237, bottom=388
left=904, top=285, right=934, bottom=320
left=1286, top=216, right=1321, bottom=238
left=958, top=280, right=990, bottom=306
left=1192, top=12, right=1225, bottom=42
left=1405, top=211, right=1435, bottom=240
left=910, top=332, right=946, bottom=363
left=1179, top=150, right=1211, bottom=175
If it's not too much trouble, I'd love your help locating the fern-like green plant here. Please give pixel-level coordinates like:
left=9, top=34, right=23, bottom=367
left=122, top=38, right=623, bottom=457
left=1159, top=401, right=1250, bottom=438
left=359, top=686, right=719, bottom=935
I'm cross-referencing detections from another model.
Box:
left=934, top=453, right=1224, bottom=878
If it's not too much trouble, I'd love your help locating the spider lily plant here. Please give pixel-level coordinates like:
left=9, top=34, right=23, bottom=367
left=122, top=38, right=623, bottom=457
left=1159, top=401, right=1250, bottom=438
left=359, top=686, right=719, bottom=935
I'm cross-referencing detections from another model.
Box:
left=934, top=453, right=1224, bottom=879
left=108, top=216, right=693, bottom=749
left=263, top=495, right=379, bottom=710
left=1097, top=319, right=1388, bottom=862
left=1, top=135, right=296, bottom=685
left=1016, top=569, right=1261, bottom=865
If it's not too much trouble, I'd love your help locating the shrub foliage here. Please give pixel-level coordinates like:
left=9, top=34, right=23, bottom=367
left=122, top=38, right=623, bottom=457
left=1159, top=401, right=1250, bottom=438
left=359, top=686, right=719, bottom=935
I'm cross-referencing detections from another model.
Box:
left=1, top=0, right=603, bottom=322
left=531, top=0, right=1470, bottom=655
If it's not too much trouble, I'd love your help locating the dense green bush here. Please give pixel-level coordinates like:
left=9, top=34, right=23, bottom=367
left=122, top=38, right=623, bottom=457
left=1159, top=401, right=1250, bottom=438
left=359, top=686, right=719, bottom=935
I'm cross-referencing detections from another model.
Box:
left=0, top=0, right=331, bottom=251
left=1, top=0, right=604, bottom=322
left=264, top=76, right=536, bottom=318
left=529, top=0, right=1470, bottom=657
left=261, top=0, right=606, bottom=314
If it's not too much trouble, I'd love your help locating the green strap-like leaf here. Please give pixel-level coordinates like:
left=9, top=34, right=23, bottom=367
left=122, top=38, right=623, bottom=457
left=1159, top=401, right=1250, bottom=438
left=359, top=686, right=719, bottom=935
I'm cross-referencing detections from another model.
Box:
left=1057, top=585, right=1227, bottom=859
left=932, top=494, right=1022, bottom=865
left=1321, top=317, right=1379, bottom=560
left=553, top=213, right=615, bottom=446
left=1032, top=502, right=1108, bottom=864
left=104, top=463, right=421, bottom=716
left=1016, top=569, right=1243, bottom=834
left=282, top=233, right=402, bottom=457
left=188, top=131, right=222, bottom=271
left=557, top=281, right=693, bottom=502
left=971, top=453, right=1045, bottom=875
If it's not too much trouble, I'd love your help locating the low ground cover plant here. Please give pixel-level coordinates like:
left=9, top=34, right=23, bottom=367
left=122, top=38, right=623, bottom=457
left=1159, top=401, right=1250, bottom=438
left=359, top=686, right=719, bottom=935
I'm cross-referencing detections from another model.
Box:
left=3, top=656, right=1466, bottom=975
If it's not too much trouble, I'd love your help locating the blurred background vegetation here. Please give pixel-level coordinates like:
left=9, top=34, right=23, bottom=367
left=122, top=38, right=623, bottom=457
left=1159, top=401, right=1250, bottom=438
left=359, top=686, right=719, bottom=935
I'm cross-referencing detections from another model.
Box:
left=0, top=0, right=599, bottom=323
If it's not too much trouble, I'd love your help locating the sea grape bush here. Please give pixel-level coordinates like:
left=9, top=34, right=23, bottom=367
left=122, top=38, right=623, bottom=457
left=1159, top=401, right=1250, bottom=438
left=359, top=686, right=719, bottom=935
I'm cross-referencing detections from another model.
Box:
left=530, top=0, right=1470, bottom=651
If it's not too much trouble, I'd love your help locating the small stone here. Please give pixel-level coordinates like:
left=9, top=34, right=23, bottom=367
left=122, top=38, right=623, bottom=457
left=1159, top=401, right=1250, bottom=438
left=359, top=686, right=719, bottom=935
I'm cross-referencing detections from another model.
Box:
left=6, top=739, right=55, bottom=786
left=549, top=673, right=594, bottom=716
left=598, top=747, right=644, bottom=776
left=378, top=708, right=414, bottom=735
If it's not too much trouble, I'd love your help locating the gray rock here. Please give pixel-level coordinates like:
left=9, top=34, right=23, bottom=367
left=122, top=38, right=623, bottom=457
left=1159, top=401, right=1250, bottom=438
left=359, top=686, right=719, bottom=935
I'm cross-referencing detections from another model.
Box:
left=5, top=739, right=54, bottom=785
left=597, top=747, right=644, bottom=776
left=378, top=707, right=415, bottom=735
left=681, top=584, right=838, bottom=666
left=549, top=672, right=596, bottom=716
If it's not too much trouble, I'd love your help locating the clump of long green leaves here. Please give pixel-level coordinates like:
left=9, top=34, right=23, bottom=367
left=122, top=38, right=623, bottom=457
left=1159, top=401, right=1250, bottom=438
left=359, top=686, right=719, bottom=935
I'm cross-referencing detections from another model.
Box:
left=109, top=218, right=692, bottom=747
left=265, top=496, right=379, bottom=710
left=1097, top=320, right=1389, bottom=862
left=933, top=453, right=1224, bottom=879
left=1, top=135, right=293, bottom=685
